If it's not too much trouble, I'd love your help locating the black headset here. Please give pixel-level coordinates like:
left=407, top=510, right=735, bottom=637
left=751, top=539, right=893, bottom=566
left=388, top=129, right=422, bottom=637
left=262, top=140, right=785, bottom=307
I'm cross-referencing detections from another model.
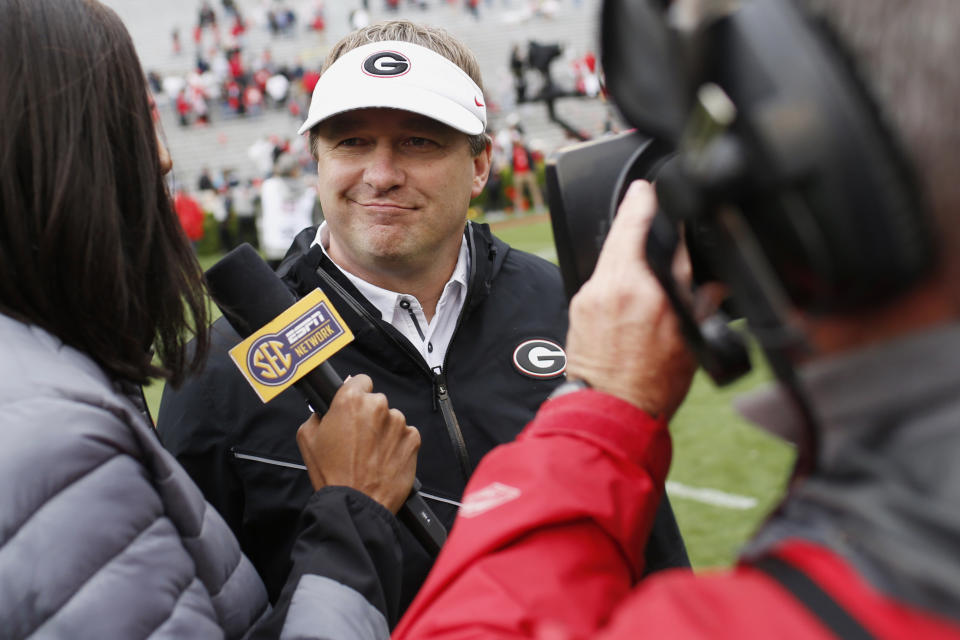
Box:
left=605, top=0, right=934, bottom=312
left=600, top=0, right=936, bottom=468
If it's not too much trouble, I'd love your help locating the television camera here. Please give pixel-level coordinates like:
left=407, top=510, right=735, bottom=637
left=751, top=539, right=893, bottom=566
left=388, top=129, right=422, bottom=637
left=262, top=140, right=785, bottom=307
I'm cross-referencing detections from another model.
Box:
left=546, top=0, right=933, bottom=395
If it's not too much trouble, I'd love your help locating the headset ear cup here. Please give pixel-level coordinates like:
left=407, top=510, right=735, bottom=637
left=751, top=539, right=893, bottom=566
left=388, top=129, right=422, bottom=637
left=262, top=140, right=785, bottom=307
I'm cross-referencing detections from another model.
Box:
left=717, top=0, right=935, bottom=312
left=799, top=7, right=936, bottom=303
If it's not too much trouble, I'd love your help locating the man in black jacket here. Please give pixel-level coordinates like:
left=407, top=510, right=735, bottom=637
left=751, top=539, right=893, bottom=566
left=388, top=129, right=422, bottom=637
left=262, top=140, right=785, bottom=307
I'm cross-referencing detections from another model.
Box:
left=158, top=20, right=689, bottom=619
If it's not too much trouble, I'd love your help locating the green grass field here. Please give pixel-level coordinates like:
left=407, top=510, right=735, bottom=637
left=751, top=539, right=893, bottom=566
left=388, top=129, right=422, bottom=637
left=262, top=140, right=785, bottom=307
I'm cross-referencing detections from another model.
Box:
left=147, top=216, right=796, bottom=571
left=490, top=216, right=559, bottom=262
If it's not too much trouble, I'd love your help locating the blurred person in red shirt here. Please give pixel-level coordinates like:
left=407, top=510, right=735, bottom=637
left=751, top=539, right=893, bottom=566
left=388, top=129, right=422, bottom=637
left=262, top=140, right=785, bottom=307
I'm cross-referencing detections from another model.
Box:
left=174, top=188, right=205, bottom=247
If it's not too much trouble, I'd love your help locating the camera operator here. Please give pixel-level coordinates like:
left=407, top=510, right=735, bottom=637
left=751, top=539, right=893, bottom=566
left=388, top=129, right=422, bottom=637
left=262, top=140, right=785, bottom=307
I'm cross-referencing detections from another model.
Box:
left=392, top=0, right=960, bottom=637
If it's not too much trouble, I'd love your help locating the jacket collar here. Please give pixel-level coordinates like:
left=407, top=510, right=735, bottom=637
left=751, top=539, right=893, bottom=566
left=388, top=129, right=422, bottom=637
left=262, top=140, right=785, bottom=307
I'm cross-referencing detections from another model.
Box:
left=741, top=324, right=960, bottom=620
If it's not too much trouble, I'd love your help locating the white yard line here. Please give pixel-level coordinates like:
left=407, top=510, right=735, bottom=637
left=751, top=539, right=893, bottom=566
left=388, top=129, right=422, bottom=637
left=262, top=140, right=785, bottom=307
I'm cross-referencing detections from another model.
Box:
left=666, top=481, right=758, bottom=510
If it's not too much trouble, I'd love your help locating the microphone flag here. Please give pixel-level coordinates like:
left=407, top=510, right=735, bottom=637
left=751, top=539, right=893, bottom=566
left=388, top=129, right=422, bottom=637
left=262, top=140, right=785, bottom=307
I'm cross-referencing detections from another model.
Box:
left=228, top=288, right=354, bottom=402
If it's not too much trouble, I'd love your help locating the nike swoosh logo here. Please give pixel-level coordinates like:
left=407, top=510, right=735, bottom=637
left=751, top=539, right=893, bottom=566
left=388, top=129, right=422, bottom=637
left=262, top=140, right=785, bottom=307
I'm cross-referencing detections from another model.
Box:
left=474, top=96, right=485, bottom=107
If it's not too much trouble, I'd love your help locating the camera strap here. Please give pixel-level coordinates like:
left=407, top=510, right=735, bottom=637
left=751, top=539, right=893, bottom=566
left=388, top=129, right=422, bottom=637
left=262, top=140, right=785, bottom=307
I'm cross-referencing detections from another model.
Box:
left=752, top=555, right=875, bottom=640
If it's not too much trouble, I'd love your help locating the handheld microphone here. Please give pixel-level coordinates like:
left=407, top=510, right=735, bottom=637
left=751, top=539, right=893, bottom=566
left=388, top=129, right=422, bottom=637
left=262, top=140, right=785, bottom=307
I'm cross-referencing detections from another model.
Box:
left=205, top=243, right=448, bottom=555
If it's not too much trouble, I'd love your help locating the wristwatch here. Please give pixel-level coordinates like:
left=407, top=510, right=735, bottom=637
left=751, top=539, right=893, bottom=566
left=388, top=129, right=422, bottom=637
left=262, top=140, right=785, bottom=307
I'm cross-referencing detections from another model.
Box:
left=547, top=377, right=592, bottom=400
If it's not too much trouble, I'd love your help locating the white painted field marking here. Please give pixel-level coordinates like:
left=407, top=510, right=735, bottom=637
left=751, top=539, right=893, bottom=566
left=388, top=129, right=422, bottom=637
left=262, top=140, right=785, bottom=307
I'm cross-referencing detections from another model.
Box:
left=666, top=481, right=758, bottom=510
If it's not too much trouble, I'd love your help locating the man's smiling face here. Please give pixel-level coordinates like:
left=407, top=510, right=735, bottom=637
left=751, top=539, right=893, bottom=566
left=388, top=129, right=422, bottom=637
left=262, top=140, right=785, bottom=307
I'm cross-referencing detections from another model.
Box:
left=313, top=108, right=490, bottom=280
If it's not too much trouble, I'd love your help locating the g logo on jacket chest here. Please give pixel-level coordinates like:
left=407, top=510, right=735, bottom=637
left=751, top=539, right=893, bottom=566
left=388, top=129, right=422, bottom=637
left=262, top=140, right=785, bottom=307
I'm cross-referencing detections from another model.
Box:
left=512, top=339, right=566, bottom=379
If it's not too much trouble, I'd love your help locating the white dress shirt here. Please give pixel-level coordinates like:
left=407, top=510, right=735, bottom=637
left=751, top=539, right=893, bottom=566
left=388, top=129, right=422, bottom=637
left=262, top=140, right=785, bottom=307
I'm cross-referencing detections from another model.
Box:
left=312, top=223, right=469, bottom=370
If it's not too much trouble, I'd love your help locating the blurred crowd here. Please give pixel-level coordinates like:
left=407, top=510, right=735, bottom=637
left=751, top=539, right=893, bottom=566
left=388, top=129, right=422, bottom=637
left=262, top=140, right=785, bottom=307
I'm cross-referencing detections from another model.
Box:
left=151, top=1, right=325, bottom=129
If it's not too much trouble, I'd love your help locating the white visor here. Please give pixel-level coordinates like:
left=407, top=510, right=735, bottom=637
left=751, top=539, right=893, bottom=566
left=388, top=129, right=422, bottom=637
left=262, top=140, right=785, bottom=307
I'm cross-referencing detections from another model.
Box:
left=298, top=40, right=487, bottom=136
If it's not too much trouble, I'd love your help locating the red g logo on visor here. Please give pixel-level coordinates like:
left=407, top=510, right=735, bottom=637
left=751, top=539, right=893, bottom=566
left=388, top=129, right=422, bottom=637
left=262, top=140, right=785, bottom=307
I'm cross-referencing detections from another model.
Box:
left=363, top=51, right=411, bottom=77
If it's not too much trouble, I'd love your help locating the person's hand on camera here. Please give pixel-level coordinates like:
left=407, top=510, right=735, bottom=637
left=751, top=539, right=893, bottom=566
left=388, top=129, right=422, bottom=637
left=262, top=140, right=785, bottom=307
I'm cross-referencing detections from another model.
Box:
left=565, top=180, right=697, bottom=420
left=296, top=374, right=420, bottom=514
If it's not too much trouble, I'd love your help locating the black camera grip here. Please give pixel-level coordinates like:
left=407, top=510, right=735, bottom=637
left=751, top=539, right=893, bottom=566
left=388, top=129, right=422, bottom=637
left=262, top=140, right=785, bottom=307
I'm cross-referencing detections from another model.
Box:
left=645, top=211, right=750, bottom=385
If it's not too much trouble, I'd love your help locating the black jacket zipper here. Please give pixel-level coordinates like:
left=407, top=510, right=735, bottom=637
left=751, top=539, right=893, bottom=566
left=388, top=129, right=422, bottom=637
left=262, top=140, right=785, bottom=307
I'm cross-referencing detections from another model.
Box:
left=433, top=368, right=472, bottom=481
left=435, top=224, right=486, bottom=483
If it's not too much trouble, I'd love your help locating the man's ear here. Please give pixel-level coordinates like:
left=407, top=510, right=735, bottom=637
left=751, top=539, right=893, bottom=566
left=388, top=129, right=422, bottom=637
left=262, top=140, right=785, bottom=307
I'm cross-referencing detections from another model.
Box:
left=471, top=139, right=493, bottom=199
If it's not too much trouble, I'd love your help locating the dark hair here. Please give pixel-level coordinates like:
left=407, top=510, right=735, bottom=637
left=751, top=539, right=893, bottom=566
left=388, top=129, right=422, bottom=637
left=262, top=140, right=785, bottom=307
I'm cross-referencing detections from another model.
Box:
left=0, top=0, right=208, bottom=386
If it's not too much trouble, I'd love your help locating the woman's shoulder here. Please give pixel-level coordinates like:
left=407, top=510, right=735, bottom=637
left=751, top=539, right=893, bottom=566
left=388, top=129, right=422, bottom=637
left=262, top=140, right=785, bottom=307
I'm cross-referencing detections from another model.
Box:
left=0, top=389, right=232, bottom=636
left=0, top=350, right=149, bottom=524
left=0, top=313, right=142, bottom=432
left=0, top=313, right=152, bottom=506
left=0, top=316, right=236, bottom=635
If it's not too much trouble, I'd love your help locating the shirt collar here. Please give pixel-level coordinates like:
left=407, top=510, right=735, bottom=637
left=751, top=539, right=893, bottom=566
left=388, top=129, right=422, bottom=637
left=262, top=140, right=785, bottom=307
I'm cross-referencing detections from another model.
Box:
left=311, top=222, right=470, bottom=320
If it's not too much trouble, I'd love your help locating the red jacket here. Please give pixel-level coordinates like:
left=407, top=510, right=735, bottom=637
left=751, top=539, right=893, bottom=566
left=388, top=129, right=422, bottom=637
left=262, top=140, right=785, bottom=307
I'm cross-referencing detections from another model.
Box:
left=394, top=390, right=960, bottom=639
left=174, top=191, right=204, bottom=241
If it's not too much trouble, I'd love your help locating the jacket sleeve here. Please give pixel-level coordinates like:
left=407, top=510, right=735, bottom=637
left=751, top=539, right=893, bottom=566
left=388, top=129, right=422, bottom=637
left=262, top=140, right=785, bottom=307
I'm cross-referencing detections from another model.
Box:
left=250, top=487, right=405, bottom=640
left=392, top=390, right=672, bottom=639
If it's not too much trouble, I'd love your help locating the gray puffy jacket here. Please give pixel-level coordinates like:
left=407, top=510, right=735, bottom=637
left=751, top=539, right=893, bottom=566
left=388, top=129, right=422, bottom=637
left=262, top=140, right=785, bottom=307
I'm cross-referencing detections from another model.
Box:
left=0, top=313, right=401, bottom=639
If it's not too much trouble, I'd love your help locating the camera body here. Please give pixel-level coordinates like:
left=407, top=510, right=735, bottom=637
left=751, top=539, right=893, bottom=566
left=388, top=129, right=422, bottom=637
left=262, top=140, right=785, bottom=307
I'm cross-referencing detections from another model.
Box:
left=545, top=131, right=668, bottom=301
left=546, top=131, right=723, bottom=302
left=546, top=0, right=935, bottom=387
left=546, top=131, right=749, bottom=384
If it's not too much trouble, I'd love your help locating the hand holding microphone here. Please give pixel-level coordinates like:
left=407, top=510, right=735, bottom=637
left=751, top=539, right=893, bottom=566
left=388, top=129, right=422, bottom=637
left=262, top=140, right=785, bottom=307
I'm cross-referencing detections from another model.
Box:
left=205, top=243, right=447, bottom=554
left=297, top=374, right=421, bottom=514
